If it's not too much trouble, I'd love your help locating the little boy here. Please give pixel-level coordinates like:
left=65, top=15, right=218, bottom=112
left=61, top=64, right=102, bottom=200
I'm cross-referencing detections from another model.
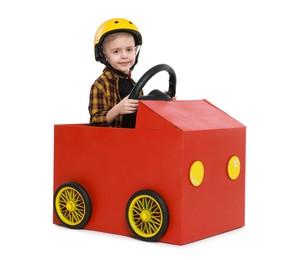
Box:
left=88, top=18, right=143, bottom=128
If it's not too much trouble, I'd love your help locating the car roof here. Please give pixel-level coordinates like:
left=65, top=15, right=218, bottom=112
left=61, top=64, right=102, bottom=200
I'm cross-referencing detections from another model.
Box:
left=136, top=99, right=245, bottom=131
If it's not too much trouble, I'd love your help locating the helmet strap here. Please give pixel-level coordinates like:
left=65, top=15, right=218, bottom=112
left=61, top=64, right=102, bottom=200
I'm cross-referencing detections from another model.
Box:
left=129, top=46, right=141, bottom=71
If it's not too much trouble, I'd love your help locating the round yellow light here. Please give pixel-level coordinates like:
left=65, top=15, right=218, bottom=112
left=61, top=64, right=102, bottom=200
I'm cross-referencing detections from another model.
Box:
left=227, top=156, right=241, bottom=180
left=190, top=161, right=204, bottom=186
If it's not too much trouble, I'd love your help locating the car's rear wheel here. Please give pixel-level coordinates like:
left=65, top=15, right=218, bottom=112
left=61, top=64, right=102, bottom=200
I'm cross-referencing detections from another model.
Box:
left=54, top=182, right=92, bottom=229
left=126, top=190, right=169, bottom=242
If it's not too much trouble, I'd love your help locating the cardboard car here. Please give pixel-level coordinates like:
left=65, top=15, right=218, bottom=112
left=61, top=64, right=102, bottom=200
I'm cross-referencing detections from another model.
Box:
left=53, top=64, right=246, bottom=245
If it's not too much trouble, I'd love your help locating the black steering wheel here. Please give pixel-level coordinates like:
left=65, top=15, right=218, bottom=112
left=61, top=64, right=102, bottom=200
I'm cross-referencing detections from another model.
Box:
left=123, top=64, right=176, bottom=128
left=129, top=64, right=176, bottom=100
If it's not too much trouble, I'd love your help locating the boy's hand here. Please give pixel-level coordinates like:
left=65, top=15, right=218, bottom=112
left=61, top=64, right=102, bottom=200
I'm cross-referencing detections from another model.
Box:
left=117, top=95, right=139, bottom=114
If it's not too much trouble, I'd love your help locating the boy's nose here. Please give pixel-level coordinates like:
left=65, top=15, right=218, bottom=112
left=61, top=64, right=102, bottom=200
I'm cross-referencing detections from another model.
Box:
left=121, top=50, right=128, bottom=59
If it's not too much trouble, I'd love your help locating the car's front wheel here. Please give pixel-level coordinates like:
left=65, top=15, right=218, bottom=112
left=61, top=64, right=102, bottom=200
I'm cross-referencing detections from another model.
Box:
left=126, top=190, right=169, bottom=242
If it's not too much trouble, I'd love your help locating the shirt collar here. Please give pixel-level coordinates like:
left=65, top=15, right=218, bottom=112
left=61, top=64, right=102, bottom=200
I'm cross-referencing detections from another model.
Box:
left=103, top=67, right=122, bottom=80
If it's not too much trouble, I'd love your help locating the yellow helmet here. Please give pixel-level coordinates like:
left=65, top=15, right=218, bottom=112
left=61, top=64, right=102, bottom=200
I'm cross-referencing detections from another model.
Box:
left=94, top=18, right=142, bottom=64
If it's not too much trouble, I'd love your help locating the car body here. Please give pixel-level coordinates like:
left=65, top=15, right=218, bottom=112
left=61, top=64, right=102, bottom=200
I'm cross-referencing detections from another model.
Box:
left=53, top=99, right=246, bottom=245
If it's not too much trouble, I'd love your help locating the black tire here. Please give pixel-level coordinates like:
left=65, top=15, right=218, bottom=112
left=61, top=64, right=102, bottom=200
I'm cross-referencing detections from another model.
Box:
left=126, top=190, right=169, bottom=242
left=54, top=182, right=92, bottom=229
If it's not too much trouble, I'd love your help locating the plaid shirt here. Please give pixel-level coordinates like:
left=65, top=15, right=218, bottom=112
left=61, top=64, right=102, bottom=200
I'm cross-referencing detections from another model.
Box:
left=89, top=67, right=138, bottom=127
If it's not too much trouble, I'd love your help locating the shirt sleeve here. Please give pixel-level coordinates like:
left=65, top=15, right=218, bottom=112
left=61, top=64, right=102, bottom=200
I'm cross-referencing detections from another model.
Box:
left=88, top=82, right=110, bottom=126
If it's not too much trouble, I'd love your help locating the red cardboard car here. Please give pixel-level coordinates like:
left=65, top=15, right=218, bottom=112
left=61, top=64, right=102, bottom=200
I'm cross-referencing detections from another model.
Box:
left=53, top=65, right=246, bottom=245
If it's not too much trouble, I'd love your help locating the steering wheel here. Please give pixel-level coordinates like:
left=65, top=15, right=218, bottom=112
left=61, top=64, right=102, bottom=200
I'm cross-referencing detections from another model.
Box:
left=129, top=64, right=176, bottom=100
left=124, top=64, right=176, bottom=128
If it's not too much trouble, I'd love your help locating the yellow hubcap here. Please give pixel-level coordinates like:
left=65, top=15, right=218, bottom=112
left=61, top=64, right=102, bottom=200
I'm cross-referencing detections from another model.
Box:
left=140, top=210, right=151, bottom=222
left=66, top=201, right=76, bottom=211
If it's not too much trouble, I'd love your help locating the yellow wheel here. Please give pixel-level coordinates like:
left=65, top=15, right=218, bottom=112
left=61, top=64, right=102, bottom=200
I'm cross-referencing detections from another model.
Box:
left=126, top=190, right=169, bottom=242
left=54, top=182, right=92, bottom=229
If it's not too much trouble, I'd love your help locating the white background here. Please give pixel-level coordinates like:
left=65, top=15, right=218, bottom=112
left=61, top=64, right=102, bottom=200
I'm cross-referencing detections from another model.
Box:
left=1, top=0, right=288, bottom=259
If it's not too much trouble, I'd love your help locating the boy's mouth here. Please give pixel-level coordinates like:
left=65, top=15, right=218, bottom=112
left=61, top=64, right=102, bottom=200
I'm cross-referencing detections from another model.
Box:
left=119, top=62, right=130, bottom=67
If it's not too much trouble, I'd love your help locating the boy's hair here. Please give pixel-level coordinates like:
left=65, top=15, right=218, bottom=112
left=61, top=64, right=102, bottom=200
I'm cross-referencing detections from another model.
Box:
left=102, top=32, right=136, bottom=52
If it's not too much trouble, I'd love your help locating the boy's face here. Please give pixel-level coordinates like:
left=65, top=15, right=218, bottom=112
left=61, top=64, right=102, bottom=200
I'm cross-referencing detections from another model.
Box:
left=103, top=32, right=137, bottom=74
